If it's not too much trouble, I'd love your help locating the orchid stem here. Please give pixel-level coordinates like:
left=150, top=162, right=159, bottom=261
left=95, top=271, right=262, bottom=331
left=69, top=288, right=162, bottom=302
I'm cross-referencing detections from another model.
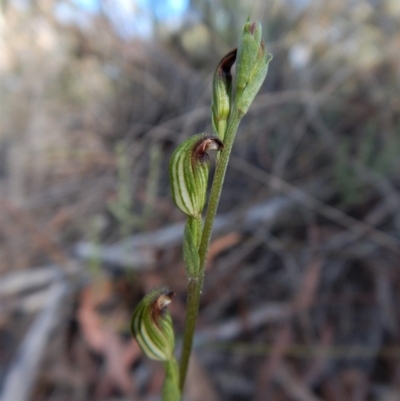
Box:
left=179, top=108, right=242, bottom=391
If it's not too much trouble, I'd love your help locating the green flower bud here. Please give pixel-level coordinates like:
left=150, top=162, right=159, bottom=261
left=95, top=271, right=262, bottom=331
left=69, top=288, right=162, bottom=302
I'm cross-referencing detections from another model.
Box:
left=131, top=287, right=175, bottom=362
left=235, top=20, right=273, bottom=116
left=169, top=134, right=223, bottom=218
left=211, top=48, right=237, bottom=141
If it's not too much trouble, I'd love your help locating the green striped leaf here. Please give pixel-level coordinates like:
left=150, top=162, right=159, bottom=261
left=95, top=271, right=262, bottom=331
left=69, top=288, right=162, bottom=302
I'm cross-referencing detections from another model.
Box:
left=169, top=134, right=223, bottom=217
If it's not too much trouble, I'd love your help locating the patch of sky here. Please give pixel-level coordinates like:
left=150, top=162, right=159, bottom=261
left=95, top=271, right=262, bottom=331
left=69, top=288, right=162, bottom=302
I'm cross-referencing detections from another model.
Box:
left=55, top=2, right=91, bottom=26
left=136, top=0, right=189, bottom=20
left=71, top=0, right=100, bottom=12
left=57, top=0, right=189, bottom=37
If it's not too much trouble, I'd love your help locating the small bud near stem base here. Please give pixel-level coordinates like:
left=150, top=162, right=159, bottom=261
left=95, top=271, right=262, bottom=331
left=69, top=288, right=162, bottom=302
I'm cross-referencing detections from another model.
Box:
left=131, top=287, right=180, bottom=400
left=131, top=287, right=175, bottom=362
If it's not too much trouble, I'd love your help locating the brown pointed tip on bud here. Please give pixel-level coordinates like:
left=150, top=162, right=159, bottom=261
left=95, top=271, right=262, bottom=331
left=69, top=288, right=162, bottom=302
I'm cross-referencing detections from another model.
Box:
left=192, top=135, right=224, bottom=165
left=247, top=21, right=261, bottom=42
left=217, top=48, right=237, bottom=77
left=151, top=291, right=174, bottom=326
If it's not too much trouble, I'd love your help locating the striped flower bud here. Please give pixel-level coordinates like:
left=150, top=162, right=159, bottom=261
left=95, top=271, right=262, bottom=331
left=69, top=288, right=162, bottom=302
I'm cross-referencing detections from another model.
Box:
left=211, top=48, right=237, bottom=141
left=169, top=134, right=223, bottom=218
left=131, top=287, right=175, bottom=362
left=235, top=20, right=273, bottom=116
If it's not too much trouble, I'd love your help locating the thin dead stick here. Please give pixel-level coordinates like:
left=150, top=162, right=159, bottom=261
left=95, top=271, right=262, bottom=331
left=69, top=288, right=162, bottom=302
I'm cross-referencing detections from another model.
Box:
left=197, top=303, right=291, bottom=343
left=0, top=198, right=67, bottom=266
left=74, top=196, right=297, bottom=268
left=0, top=264, right=61, bottom=296
left=0, top=281, right=68, bottom=401
left=75, top=177, right=329, bottom=269
left=199, top=342, right=400, bottom=359
left=231, top=156, right=400, bottom=255
left=0, top=263, right=79, bottom=314
left=274, top=364, right=323, bottom=401
left=0, top=262, right=79, bottom=297
left=255, top=325, right=292, bottom=401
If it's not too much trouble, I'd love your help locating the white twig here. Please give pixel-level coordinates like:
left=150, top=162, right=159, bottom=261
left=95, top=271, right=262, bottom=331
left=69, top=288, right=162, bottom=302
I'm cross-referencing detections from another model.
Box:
left=0, top=265, right=60, bottom=296
left=74, top=195, right=301, bottom=269
left=0, top=281, right=68, bottom=401
left=197, top=303, right=291, bottom=343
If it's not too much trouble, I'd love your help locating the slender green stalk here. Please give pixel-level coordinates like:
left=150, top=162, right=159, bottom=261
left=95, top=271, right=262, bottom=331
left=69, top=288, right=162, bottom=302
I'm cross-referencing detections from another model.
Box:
left=133, top=25, right=270, bottom=396
left=162, top=359, right=180, bottom=401
left=173, top=20, right=272, bottom=396
left=179, top=108, right=242, bottom=390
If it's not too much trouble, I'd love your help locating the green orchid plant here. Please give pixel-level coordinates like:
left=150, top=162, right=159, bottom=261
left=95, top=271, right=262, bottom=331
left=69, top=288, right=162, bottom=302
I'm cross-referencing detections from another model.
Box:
left=131, top=20, right=272, bottom=401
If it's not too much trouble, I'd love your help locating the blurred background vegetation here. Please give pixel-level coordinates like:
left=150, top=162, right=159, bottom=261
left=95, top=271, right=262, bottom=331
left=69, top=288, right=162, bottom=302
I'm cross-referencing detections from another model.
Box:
left=1, top=1, right=400, bottom=400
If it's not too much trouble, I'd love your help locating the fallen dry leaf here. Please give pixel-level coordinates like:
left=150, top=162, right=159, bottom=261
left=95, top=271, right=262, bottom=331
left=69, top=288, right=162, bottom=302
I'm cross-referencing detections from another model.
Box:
left=206, top=232, right=241, bottom=269
left=185, top=352, right=219, bottom=401
left=77, top=279, right=141, bottom=397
